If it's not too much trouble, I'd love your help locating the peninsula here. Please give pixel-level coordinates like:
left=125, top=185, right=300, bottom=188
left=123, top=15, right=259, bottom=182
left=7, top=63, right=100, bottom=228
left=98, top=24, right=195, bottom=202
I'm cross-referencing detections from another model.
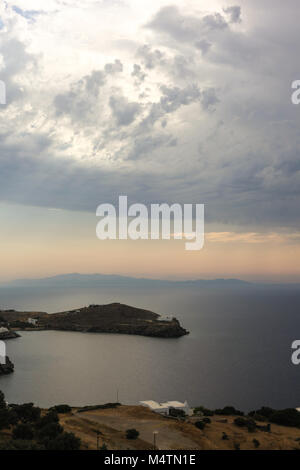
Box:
left=0, top=303, right=188, bottom=338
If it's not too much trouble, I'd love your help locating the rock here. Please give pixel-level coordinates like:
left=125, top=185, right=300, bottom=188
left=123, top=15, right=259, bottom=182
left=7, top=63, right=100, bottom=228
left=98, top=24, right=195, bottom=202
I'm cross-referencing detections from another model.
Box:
left=0, top=356, right=14, bottom=375
left=0, top=330, right=20, bottom=340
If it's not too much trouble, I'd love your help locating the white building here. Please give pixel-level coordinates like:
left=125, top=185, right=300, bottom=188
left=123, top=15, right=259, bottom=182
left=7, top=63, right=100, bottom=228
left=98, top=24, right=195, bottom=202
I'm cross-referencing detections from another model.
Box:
left=140, top=400, right=191, bottom=416
left=27, top=318, right=38, bottom=326
left=158, top=315, right=172, bottom=322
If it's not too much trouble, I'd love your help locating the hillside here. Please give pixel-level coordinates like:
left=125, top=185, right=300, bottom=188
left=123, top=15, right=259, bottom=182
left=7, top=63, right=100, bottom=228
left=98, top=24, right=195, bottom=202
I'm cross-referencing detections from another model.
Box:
left=60, top=405, right=300, bottom=450
left=0, top=303, right=188, bottom=338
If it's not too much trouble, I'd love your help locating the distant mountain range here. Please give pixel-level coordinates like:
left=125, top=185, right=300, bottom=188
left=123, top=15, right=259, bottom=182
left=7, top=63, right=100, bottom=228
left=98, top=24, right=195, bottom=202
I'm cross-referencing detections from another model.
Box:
left=1, top=273, right=299, bottom=289
left=0, top=273, right=253, bottom=288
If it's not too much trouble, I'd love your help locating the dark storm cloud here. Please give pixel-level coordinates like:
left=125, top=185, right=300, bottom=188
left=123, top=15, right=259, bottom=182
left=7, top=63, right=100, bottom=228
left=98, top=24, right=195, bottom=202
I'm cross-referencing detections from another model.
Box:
left=223, top=6, right=242, bottom=23
left=146, top=6, right=229, bottom=43
left=0, top=37, right=37, bottom=104
left=109, top=94, right=141, bottom=126
left=1, top=2, right=300, bottom=230
left=53, top=61, right=123, bottom=125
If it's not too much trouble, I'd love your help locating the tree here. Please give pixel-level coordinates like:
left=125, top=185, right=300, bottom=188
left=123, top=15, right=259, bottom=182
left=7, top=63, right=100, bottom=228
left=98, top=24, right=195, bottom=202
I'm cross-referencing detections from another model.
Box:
left=50, top=404, right=71, bottom=414
left=0, top=440, right=45, bottom=450
left=194, top=421, right=205, bottom=430
left=12, top=423, right=34, bottom=440
left=126, top=429, right=139, bottom=440
left=0, top=408, right=10, bottom=430
left=46, top=432, right=81, bottom=450
left=11, top=403, right=41, bottom=423
left=249, top=407, right=274, bottom=419
left=253, top=438, right=260, bottom=448
left=234, top=417, right=256, bottom=432
left=269, top=409, right=300, bottom=427
left=36, top=410, right=59, bottom=429
left=38, top=422, right=63, bottom=441
left=0, top=390, right=6, bottom=409
left=215, top=406, right=244, bottom=416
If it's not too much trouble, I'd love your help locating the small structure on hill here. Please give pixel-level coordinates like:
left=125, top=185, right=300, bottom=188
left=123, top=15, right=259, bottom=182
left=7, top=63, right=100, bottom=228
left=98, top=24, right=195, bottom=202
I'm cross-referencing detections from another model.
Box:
left=158, top=315, right=173, bottom=322
left=140, top=400, right=191, bottom=416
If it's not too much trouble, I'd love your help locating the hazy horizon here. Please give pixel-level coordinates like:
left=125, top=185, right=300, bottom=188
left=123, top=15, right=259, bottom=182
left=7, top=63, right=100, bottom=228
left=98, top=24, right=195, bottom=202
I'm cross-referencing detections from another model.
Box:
left=1, top=1, right=300, bottom=283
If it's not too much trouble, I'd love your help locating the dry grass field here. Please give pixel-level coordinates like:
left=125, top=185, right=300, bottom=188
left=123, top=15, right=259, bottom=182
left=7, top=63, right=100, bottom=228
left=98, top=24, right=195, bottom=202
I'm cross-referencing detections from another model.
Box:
left=59, top=405, right=300, bottom=450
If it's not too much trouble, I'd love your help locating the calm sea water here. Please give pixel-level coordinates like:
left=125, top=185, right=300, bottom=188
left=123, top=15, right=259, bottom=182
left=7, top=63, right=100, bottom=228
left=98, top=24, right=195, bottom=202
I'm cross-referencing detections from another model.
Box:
left=0, top=285, right=300, bottom=411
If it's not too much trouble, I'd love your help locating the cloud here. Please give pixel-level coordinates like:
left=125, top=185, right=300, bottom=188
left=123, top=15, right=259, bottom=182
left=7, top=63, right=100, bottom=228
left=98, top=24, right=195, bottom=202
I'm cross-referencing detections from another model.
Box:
left=12, top=6, right=45, bottom=23
left=109, top=94, right=141, bottom=126
left=131, top=64, right=146, bottom=84
left=136, top=44, right=166, bottom=69
left=54, top=70, right=106, bottom=125
left=195, top=38, right=212, bottom=55
left=223, top=6, right=242, bottom=24
left=146, top=6, right=229, bottom=43
left=206, top=232, right=300, bottom=244
left=0, top=1, right=300, bottom=233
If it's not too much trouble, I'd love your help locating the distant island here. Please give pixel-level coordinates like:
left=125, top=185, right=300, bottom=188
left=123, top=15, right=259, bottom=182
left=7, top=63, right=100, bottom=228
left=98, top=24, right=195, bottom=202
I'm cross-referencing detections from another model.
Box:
left=0, top=303, right=189, bottom=338
left=0, top=272, right=253, bottom=288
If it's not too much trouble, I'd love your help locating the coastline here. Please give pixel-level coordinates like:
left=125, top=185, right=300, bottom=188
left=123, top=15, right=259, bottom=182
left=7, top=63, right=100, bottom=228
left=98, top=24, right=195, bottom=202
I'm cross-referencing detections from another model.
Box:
left=0, top=303, right=189, bottom=339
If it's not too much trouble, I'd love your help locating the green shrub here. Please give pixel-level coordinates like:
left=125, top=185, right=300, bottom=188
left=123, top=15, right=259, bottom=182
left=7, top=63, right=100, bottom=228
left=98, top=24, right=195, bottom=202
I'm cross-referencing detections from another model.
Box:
left=46, top=432, right=81, bottom=450
left=253, top=438, right=260, bottom=448
left=269, top=409, right=300, bottom=428
left=248, top=413, right=266, bottom=422
left=215, top=406, right=244, bottom=416
left=202, top=417, right=211, bottom=424
left=0, top=439, right=45, bottom=450
left=256, top=423, right=271, bottom=432
left=194, top=420, right=206, bottom=430
left=234, top=417, right=256, bottom=432
left=169, top=407, right=186, bottom=418
left=77, top=403, right=120, bottom=413
left=126, top=429, right=140, bottom=440
left=11, top=403, right=41, bottom=423
left=193, top=406, right=214, bottom=416
left=50, top=404, right=72, bottom=414
left=249, top=407, right=274, bottom=419
left=0, top=408, right=11, bottom=430
left=36, top=410, right=59, bottom=429
left=12, top=423, right=34, bottom=440
left=0, top=390, right=6, bottom=409
left=38, top=422, right=63, bottom=441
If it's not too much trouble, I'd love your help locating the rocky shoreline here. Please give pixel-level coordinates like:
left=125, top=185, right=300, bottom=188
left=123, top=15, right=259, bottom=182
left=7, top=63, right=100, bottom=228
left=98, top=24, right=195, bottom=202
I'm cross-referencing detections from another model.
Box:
left=0, top=356, right=14, bottom=375
left=0, top=330, right=20, bottom=340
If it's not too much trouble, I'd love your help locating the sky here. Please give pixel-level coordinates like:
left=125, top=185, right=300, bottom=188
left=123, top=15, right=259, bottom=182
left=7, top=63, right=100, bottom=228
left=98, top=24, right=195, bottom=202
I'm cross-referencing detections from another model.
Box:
left=0, top=0, right=299, bottom=282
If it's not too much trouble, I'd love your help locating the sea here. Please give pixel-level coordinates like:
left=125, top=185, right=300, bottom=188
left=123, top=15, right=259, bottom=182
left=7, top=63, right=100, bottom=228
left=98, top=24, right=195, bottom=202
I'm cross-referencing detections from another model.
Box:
left=0, top=284, right=299, bottom=411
